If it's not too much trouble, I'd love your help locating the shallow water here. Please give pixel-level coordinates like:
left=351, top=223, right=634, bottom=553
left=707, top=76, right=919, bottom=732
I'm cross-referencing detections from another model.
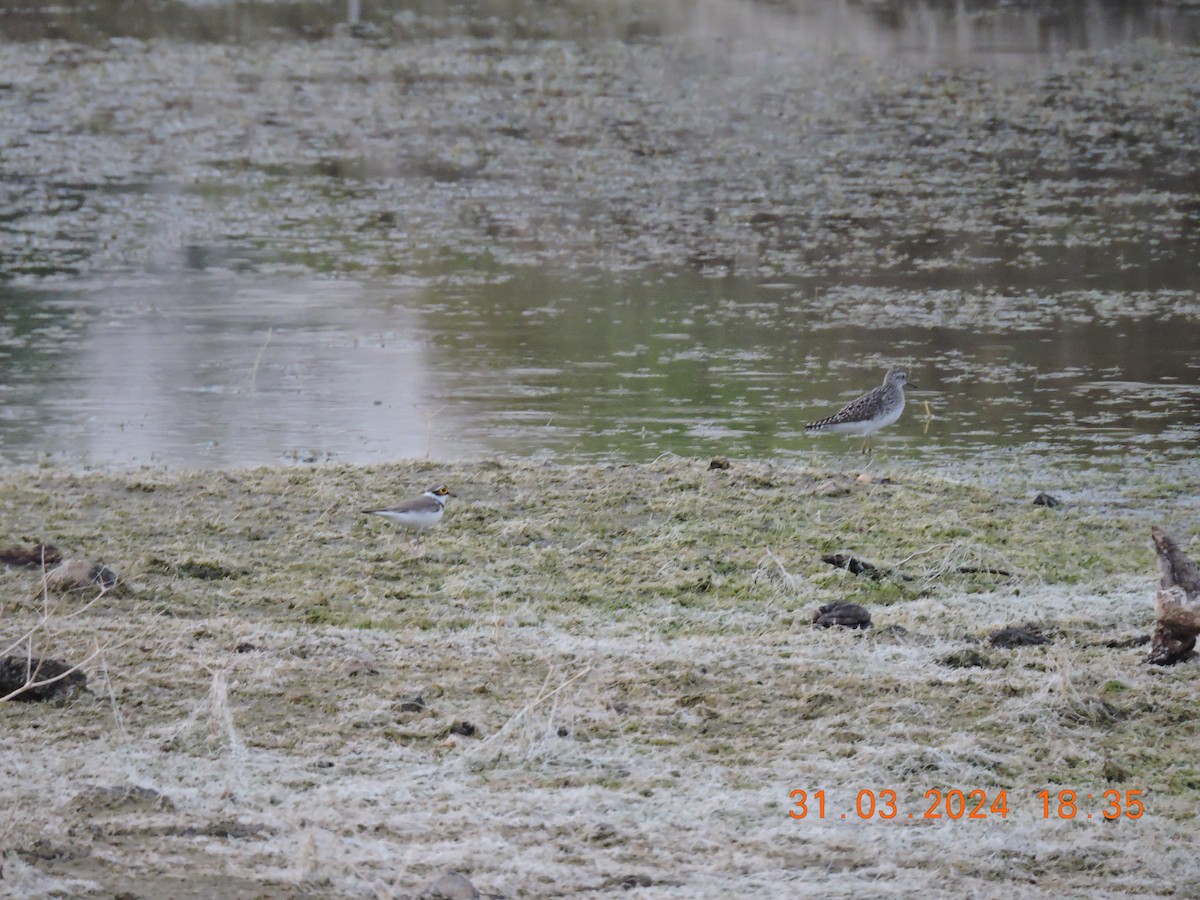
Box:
left=1, top=1, right=1198, bottom=486
left=2, top=270, right=1196, bottom=484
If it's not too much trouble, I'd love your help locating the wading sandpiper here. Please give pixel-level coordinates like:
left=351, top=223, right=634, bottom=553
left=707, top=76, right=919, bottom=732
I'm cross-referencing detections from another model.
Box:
left=805, top=368, right=914, bottom=453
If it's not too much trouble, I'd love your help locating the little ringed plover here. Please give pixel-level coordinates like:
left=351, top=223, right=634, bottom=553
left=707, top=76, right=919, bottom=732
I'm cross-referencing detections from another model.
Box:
left=363, top=484, right=455, bottom=548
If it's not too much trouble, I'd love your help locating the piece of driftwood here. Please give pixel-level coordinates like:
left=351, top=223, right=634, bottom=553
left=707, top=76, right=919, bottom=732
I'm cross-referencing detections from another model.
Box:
left=1147, top=526, right=1200, bottom=666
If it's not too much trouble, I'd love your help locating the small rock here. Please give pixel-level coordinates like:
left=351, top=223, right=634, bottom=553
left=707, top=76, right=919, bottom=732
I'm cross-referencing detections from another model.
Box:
left=0, top=656, right=88, bottom=703
left=1033, top=492, right=1061, bottom=508
left=989, top=624, right=1051, bottom=648
left=234, top=642, right=257, bottom=653
left=812, top=601, right=872, bottom=629
left=448, top=721, right=477, bottom=737
left=421, top=871, right=479, bottom=900
left=400, top=695, right=427, bottom=712
left=708, top=457, right=731, bottom=470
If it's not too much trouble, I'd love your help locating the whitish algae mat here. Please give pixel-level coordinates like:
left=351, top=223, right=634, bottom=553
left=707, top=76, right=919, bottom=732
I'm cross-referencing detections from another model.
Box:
left=2, top=457, right=1198, bottom=898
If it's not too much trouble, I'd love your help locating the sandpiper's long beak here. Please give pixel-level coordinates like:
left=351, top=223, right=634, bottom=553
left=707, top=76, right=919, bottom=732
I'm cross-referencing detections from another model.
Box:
left=907, top=381, right=918, bottom=390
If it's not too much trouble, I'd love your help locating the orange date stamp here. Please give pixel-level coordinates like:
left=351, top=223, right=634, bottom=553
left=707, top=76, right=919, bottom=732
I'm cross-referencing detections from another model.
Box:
left=788, top=788, right=1145, bottom=821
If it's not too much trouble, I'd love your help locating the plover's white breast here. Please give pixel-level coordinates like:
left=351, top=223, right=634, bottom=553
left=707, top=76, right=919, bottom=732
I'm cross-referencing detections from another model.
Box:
left=371, top=505, right=443, bottom=531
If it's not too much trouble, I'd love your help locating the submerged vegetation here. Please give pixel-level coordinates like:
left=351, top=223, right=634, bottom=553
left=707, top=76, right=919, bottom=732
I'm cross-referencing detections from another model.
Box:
left=2, top=456, right=1198, bottom=896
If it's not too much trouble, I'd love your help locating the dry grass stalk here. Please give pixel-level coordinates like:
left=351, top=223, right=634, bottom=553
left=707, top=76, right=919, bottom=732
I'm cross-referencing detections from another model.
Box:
left=240, top=326, right=273, bottom=392
left=464, top=663, right=593, bottom=764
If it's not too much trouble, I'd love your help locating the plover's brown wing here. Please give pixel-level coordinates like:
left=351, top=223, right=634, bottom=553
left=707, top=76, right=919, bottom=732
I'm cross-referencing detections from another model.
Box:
left=806, top=385, right=887, bottom=430
left=1152, top=526, right=1200, bottom=601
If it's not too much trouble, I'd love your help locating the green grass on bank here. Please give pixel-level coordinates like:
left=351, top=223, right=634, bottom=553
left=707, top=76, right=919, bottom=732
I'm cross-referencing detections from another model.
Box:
left=0, top=456, right=1175, bottom=630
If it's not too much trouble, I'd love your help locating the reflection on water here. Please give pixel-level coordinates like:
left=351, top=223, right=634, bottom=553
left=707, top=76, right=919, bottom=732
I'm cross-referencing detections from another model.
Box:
left=0, top=279, right=438, bottom=466
left=1, top=271, right=1196, bottom=480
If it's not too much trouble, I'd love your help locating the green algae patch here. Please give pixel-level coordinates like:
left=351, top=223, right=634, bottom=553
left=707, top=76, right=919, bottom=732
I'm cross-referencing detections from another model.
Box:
left=1, top=456, right=1196, bottom=897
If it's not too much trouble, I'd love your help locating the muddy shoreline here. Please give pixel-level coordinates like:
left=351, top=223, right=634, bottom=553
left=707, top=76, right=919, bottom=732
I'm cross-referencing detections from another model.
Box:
left=2, top=457, right=1197, bottom=896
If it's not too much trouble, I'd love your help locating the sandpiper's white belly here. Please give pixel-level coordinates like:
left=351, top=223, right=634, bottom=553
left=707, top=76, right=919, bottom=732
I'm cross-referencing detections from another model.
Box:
left=822, top=399, right=905, bottom=436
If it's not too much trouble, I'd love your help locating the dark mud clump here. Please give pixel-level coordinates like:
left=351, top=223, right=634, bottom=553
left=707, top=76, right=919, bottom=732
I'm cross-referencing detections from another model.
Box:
left=0, top=543, right=62, bottom=568
left=812, top=601, right=872, bottom=629
left=989, top=624, right=1051, bottom=648
left=0, top=656, right=88, bottom=702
